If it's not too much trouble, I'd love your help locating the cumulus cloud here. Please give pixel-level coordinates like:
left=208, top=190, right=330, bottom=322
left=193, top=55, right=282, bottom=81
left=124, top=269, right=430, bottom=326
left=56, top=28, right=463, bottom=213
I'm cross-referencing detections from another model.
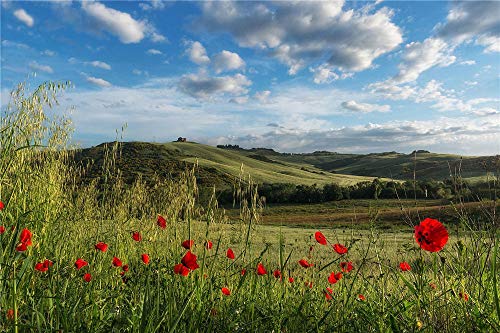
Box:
left=341, top=100, right=391, bottom=113
left=86, top=76, right=112, bottom=87
left=459, top=60, right=476, bottom=66
left=13, top=9, right=34, bottom=27
left=179, top=72, right=251, bottom=100
left=212, top=50, right=245, bottom=73
left=147, top=49, right=163, bottom=55
left=310, top=65, right=339, bottom=84
left=150, top=32, right=167, bottom=43
left=81, top=2, right=146, bottom=44
left=197, top=1, right=402, bottom=76
left=185, top=41, right=210, bottom=65
left=85, top=60, right=111, bottom=70
left=254, top=90, right=271, bottom=103
left=29, top=61, right=53, bottom=73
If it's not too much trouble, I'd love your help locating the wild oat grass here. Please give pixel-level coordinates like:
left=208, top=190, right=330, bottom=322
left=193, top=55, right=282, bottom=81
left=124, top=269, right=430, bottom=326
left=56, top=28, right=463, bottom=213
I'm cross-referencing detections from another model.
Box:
left=0, top=82, right=498, bottom=332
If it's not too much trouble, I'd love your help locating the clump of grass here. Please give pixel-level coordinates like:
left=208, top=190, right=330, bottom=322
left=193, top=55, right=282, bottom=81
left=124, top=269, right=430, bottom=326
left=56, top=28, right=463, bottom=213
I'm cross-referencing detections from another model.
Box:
left=0, top=81, right=498, bottom=332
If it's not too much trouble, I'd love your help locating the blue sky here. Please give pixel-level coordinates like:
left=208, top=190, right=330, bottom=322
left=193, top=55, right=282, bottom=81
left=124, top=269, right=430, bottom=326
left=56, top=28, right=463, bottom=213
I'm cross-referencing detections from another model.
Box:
left=1, top=1, right=499, bottom=155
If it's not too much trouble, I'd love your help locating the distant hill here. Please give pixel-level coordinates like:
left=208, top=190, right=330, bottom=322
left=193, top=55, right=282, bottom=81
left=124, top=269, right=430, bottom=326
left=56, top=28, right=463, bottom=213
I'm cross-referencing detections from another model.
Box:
left=73, top=141, right=498, bottom=188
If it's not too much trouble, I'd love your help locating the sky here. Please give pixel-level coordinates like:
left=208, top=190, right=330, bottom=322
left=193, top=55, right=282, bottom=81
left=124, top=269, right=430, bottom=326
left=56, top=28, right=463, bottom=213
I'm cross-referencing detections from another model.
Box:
left=1, top=0, right=499, bottom=155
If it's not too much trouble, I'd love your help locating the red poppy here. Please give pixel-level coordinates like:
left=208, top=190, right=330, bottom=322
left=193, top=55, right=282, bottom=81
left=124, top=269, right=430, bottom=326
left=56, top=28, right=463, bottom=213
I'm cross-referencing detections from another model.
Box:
left=205, top=240, right=213, bottom=250
left=298, top=259, right=313, bottom=268
left=122, top=264, right=129, bottom=272
left=226, top=248, right=235, bottom=259
left=112, top=256, right=122, bottom=267
left=182, top=240, right=194, bottom=249
left=288, top=277, right=294, bottom=283
left=6, top=309, right=14, bottom=320
left=315, top=231, right=327, bottom=245
left=173, top=263, right=190, bottom=276
left=0, top=201, right=4, bottom=211
left=333, top=243, right=348, bottom=255
left=358, top=294, right=366, bottom=301
left=399, top=261, right=411, bottom=271
left=273, top=269, right=282, bottom=279
left=328, top=272, right=343, bottom=284
left=221, top=287, right=231, bottom=296
left=241, top=269, right=247, bottom=276
left=141, top=253, right=150, bottom=265
left=83, top=273, right=92, bottom=282
left=181, top=251, right=200, bottom=271
left=325, top=287, right=334, bottom=300
left=0, top=226, right=5, bottom=234
left=429, top=283, right=437, bottom=290
left=340, top=261, right=354, bottom=273
left=257, top=263, right=267, bottom=275
left=35, top=259, right=53, bottom=272
left=459, top=292, right=469, bottom=301
left=75, top=258, right=88, bottom=270
left=16, top=228, right=33, bottom=251
left=157, top=215, right=167, bottom=229
left=414, top=218, right=448, bottom=252
left=132, top=232, right=142, bottom=242
left=95, top=242, right=108, bottom=252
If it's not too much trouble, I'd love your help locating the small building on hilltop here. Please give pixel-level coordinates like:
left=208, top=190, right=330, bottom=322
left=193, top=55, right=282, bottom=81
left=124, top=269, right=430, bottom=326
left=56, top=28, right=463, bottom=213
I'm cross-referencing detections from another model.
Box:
left=176, top=137, right=187, bottom=142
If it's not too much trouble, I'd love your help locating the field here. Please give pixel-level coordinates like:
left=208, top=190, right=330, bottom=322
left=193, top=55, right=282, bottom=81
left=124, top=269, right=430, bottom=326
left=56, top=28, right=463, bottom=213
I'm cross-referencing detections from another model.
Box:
left=0, top=83, right=499, bottom=332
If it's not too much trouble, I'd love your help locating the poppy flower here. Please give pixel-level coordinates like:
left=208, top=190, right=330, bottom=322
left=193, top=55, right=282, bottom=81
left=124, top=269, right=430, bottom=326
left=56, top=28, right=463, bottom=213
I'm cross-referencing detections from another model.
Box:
left=315, top=231, right=327, bottom=245
left=141, top=253, right=150, bottom=265
left=226, top=248, right=235, bottom=259
left=0, top=226, right=5, bottom=234
left=221, top=287, right=231, bottom=296
left=0, top=201, right=4, bottom=211
left=257, top=263, right=267, bottom=275
left=16, top=228, right=33, bottom=251
left=358, top=294, right=366, bottom=301
left=182, top=240, right=194, bottom=249
left=325, top=287, right=334, bottom=300
left=333, top=243, right=348, bottom=255
left=459, top=292, right=469, bottom=301
left=157, top=215, right=167, bottom=229
left=122, top=264, right=129, bottom=272
left=94, top=242, right=108, bottom=252
left=132, top=232, right=142, bottom=242
left=273, top=269, right=282, bottom=279
left=298, top=259, right=313, bottom=268
left=340, top=261, right=354, bottom=273
left=399, top=262, right=411, bottom=271
left=83, top=273, right=92, bottom=282
left=181, top=251, right=200, bottom=271
left=328, top=272, right=343, bottom=284
left=205, top=240, right=213, bottom=250
left=6, top=309, right=14, bottom=320
left=414, top=218, right=448, bottom=252
left=241, top=269, right=247, bottom=276
left=112, top=256, right=122, bottom=267
left=288, top=277, right=294, bottom=283
left=173, top=263, right=190, bottom=276
left=75, top=258, right=88, bottom=270
left=35, top=259, right=53, bottom=272
left=429, top=283, right=437, bottom=290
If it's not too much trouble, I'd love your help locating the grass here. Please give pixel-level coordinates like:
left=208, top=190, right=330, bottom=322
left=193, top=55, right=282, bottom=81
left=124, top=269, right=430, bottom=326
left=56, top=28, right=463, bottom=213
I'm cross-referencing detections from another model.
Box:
left=0, top=81, right=499, bottom=332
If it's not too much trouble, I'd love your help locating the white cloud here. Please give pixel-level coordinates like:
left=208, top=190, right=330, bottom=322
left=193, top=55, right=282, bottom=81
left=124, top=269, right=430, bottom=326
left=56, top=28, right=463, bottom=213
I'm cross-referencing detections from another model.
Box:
left=476, top=35, right=500, bottom=53
left=132, top=69, right=149, bottom=76
left=147, top=49, right=163, bottom=55
left=459, top=60, right=476, bottom=66
left=179, top=72, right=251, bottom=100
left=254, top=90, right=271, bottom=103
left=341, top=100, right=391, bottom=113
left=198, top=1, right=402, bottom=76
left=1, top=40, right=30, bottom=49
left=81, top=2, right=146, bottom=44
left=86, top=76, right=112, bottom=87
left=464, top=81, right=478, bottom=86
left=150, top=32, right=167, bottom=43
left=29, top=61, right=53, bottom=74
left=41, top=50, right=55, bottom=57
left=185, top=41, right=210, bottom=65
left=13, top=9, right=34, bottom=27
left=212, top=50, right=245, bottom=73
left=139, top=0, right=166, bottom=11
left=85, top=60, right=111, bottom=70
left=310, top=65, right=339, bottom=84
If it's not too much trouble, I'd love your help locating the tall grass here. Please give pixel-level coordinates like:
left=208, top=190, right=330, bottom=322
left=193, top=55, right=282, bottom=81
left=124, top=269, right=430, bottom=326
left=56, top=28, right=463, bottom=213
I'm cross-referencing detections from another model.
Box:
left=0, top=82, right=498, bottom=332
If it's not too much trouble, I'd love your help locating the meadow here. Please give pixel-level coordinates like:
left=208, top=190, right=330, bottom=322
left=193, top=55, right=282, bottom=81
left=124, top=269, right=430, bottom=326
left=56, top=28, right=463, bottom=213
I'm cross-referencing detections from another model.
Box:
left=0, top=82, right=498, bottom=332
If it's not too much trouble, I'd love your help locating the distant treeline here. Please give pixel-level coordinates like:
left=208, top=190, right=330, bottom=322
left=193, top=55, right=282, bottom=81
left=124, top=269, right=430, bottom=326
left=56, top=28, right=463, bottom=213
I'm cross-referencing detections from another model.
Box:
left=216, top=179, right=497, bottom=204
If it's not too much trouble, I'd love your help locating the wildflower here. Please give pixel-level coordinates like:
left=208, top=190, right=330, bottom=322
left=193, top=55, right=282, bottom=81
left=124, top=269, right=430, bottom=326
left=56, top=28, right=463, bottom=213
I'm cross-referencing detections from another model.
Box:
left=16, top=228, right=33, bottom=252
left=132, top=232, right=142, bottom=242
left=241, top=269, right=247, bottom=276
left=358, top=294, right=366, bottom=301
left=141, top=253, right=150, bottom=265
left=399, top=262, right=411, bottom=271
left=340, top=261, right=353, bottom=273
left=182, top=240, right=194, bottom=249
left=328, top=272, right=342, bottom=284
left=298, top=259, right=313, bottom=268
left=325, top=287, right=334, bottom=300
left=0, top=201, right=4, bottom=210
left=315, top=231, right=327, bottom=245
left=157, top=215, right=167, bottom=229
left=75, top=258, right=88, bottom=270
left=221, top=287, right=231, bottom=296
left=174, top=263, right=190, bottom=276
left=429, top=282, right=437, bottom=289
left=35, top=259, right=53, bottom=272
left=333, top=243, right=348, bottom=255
left=83, top=273, right=92, bottom=282
left=414, top=218, right=448, bottom=252
left=0, top=226, right=5, bottom=234
left=6, top=309, right=14, bottom=320
left=122, top=264, right=129, bottom=272
left=273, top=269, right=282, bottom=279
left=112, top=256, right=122, bottom=267
left=95, top=242, right=108, bottom=252
left=459, top=292, right=469, bottom=301
left=226, top=248, right=235, bottom=259
left=205, top=240, right=213, bottom=250
left=288, top=277, right=294, bottom=283
left=181, top=251, right=199, bottom=271
left=256, top=263, right=267, bottom=275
